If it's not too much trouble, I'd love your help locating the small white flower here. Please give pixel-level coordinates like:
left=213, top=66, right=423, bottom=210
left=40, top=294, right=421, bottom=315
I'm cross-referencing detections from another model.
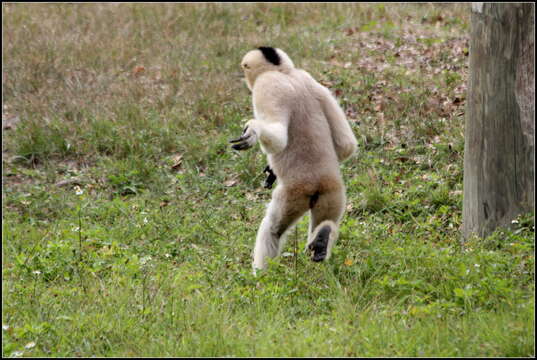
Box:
left=143, top=217, right=148, bottom=224
left=164, top=253, right=171, bottom=258
left=474, top=264, right=480, bottom=268
left=32, top=270, right=41, bottom=275
left=25, top=342, right=36, bottom=350
left=140, top=255, right=152, bottom=265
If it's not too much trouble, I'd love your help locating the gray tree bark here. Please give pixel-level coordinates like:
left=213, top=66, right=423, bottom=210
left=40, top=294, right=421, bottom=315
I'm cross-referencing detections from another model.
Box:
left=463, top=3, right=535, bottom=239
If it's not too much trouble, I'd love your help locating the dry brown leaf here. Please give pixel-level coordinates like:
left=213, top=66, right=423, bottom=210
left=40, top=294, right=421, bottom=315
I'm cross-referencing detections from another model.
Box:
left=449, top=190, right=463, bottom=197
left=55, top=177, right=85, bottom=187
left=133, top=65, right=145, bottom=76
left=224, top=179, right=238, bottom=187
left=367, top=168, right=377, bottom=182
left=452, top=97, right=463, bottom=105
left=171, top=154, right=183, bottom=170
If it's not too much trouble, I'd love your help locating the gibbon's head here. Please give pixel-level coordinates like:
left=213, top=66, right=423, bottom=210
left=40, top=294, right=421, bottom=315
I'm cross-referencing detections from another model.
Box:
left=241, top=47, right=294, bottom=90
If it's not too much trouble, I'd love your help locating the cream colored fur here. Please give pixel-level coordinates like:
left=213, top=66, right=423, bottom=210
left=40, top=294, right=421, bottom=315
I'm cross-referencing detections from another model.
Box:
left=236, top=48, right=358, bottom=272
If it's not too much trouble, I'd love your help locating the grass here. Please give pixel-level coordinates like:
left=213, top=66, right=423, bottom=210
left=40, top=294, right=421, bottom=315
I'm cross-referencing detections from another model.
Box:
left=2, top=3, right=534, bottom=357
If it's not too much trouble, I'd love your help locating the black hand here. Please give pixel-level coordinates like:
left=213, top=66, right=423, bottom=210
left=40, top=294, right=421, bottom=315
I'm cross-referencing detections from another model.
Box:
left=231, top=141, right=253, bottom=151
left=229, top=126, right=249, bottom=143
left=263, top=166, right=277, bottom=189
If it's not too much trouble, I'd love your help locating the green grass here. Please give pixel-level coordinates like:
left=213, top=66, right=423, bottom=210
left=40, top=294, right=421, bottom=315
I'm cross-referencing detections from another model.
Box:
left=2, top=3, right=534, bottom=357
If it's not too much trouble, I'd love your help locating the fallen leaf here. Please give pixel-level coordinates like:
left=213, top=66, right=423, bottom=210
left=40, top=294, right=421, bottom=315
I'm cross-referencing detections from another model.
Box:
left=2, top=115, right=20, bottom=130
left=133, top=65, right=145, bottom=76
left=55, top=177, right=85, bottom=187
left=344, top=258, right=353, bottom=266
left=452, top=97, right=464, bottom=105
left=171, top=155, right=183, bottom=170
left=224, top=179, right=238, bottom=187
left=396, top=156, right=411, bottom=163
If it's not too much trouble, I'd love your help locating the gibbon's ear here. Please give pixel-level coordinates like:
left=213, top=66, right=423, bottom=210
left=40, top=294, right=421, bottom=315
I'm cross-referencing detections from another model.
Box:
left=258, top=46, right=281, bottom=66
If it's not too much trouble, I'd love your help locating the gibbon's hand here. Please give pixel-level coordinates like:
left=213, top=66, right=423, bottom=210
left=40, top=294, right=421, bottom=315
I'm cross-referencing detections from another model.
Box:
left=263, top=165, right=277, bottom=189
left=230, top=125, right=257, bottom=151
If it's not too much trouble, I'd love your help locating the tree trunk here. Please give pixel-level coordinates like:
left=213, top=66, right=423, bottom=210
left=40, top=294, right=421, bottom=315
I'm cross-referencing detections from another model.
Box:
left=463, top=3, right=535, bottom=239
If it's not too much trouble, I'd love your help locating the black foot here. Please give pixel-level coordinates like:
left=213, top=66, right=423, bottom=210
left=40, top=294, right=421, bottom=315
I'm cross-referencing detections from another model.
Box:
left=308, top=225, right=331, bottom=262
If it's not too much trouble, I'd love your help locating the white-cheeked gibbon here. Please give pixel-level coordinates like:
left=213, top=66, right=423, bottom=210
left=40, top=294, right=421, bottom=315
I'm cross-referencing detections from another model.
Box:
left=230, top=46, right=358, bottom=272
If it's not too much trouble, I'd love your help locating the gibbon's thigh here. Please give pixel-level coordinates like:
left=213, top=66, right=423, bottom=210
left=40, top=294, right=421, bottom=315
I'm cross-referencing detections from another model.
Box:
left=309, top=187, right=346, bottom=232
left=267, top=185, right=311, bottom=238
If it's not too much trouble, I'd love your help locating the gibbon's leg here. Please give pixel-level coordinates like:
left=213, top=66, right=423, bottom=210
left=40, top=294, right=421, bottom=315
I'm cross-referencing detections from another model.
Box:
left=307, top=188, right=346, bottom=262
left=252, top=185, right=309, bottom=272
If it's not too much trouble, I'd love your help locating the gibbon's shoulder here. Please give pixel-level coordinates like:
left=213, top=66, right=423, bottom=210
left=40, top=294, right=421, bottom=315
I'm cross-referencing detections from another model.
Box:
left=252, top=70, right=295, bottom=97
left=293, top=68, right=313, bottom=79
left=296, top=69, right=324, bottom=88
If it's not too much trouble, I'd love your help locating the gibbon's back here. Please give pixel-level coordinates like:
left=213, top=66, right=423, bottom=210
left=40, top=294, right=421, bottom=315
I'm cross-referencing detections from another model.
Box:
left=267, top=68, right=341, bottom=185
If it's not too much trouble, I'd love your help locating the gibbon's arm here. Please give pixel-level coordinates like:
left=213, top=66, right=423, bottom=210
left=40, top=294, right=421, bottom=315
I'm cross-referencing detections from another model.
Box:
left=247, top=73, right=292, bottom=155
left=243, top=119, right=288, bottom=155
left=312, top=77, right=358, bottom=162
left=230, top=73, right=291, bottom=154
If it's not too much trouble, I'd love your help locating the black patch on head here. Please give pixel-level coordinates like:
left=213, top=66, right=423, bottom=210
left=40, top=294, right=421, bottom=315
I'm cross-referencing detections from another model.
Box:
left=258, top=46, right=281, bottom=66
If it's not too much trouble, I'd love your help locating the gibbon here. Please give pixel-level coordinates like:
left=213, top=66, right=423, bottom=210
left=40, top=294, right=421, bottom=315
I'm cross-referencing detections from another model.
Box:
left=230, top=46, right=358, bottom=272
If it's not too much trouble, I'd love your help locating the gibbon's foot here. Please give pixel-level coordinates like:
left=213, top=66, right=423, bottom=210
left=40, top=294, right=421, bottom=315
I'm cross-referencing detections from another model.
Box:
left=263, top=165, right=277, bottom=189
left=308, top=225, right=331, bottom=262
left=230, top=126, right=257, bottom=151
